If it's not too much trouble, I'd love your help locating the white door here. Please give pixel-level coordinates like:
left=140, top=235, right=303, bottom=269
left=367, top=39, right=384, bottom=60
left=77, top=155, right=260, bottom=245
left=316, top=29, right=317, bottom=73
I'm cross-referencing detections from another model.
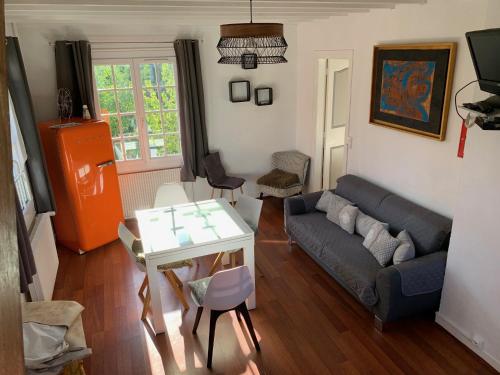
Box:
left=321, top=59, right=350, bottom=189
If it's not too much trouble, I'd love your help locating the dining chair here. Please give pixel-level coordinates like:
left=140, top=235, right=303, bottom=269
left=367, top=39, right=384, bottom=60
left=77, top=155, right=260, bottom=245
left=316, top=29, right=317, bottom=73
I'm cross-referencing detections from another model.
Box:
left=208, top=195, right=262, bottom=276
left=203, top=152, right=245, bottom=205
left=118, top=223, right=193, bottom=317
left=154, top=183, right=190, bottom=208
left=188, top=266, right=260, bottom=369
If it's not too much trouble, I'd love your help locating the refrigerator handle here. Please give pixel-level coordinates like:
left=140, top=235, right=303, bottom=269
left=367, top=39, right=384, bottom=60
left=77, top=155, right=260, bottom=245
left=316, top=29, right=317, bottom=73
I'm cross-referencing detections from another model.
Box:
left=96, top=160, right=115, bottom=168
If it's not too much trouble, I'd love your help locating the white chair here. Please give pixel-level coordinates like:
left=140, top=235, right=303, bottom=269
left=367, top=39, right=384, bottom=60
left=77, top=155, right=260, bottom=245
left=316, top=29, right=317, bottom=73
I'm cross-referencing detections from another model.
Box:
left=118, top=223, right=192, bottom=317
left=188, top=266, right=260, bottom=369
left=154, top=183, right=189, bottom=208
left=208, top=195, right=263, bottom=276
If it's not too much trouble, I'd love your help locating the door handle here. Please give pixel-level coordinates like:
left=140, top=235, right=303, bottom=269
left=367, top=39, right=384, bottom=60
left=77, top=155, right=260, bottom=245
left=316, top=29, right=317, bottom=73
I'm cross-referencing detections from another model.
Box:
left=96, top=160, right=114, bottom=168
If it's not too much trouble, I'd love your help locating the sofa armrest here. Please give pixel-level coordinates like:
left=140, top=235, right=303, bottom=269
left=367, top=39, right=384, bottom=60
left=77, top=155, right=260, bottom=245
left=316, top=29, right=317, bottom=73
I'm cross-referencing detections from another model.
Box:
left=375, top=251, right=447, bottom=323
left=284, top=191, right=323, bottom=216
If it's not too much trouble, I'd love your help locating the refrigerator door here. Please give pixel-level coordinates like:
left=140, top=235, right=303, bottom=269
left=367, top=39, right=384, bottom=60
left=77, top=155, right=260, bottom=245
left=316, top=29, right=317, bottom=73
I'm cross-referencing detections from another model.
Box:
left=58, top=120, right=124, bottom=251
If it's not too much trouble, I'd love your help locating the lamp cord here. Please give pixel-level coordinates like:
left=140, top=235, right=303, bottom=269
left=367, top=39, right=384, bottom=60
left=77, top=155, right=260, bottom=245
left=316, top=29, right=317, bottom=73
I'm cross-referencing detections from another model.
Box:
left=454, top=79, right=478, bottom=120
left=250, top=0, right=253, bottom=23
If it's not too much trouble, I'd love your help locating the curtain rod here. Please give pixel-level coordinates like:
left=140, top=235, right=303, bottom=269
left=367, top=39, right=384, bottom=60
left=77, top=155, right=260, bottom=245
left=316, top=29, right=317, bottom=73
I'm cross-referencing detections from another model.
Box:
left=48, top=40, right=201, bottom=46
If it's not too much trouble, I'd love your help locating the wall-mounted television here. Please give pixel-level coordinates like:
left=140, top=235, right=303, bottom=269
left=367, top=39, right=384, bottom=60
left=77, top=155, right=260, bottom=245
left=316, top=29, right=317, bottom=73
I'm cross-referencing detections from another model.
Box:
left=466, top=28, right=500, bottom=95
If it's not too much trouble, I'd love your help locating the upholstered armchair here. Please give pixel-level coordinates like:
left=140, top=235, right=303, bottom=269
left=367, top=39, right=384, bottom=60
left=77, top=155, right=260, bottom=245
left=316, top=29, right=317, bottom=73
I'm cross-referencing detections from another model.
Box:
left=257, top=150, right=310, bottom=198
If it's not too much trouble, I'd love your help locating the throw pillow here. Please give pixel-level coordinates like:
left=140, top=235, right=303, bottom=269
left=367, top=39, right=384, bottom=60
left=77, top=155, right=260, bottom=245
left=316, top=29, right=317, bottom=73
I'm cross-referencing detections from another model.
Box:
left=338, top=205, right=359, bottom=234
left=315, top=190, right=334, bottom=212
left=393, top=230, right=416, bottom=264
left=363, top=223, right=400, bottom=267
left=355, top=210, right=389, bottom=238
left=326, top=194, right=353, bottom=226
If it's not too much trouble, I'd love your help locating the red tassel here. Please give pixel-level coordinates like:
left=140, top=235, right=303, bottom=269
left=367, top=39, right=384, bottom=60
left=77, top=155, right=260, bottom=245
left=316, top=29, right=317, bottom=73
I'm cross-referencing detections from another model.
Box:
left=457, top=120, right=467, bottom=158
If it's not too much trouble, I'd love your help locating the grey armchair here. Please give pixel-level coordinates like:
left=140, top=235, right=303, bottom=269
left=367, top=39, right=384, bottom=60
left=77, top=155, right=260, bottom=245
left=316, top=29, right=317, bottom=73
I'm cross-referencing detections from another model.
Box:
left=257, top=150, right=310, bottom=198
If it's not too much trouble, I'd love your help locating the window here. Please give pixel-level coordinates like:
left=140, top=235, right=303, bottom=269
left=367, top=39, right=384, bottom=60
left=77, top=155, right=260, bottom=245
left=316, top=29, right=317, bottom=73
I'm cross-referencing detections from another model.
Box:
left=9, top=93, right=36, bottom=228
left=93, top=58, right=182, bottom=173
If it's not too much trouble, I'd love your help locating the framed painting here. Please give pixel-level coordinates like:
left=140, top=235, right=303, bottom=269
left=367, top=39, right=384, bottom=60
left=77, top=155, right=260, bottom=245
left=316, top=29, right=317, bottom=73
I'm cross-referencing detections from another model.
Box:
left=369, top=43, right=456, bottom=141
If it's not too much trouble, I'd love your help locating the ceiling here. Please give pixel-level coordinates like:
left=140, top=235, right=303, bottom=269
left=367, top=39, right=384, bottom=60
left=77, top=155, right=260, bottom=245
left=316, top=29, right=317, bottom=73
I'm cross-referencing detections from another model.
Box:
left=5, top=0, right=426, bottom=25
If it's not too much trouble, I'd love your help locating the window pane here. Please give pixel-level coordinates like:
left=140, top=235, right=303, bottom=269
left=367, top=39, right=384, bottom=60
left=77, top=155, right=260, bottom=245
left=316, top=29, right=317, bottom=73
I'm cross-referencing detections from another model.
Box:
left=158, top=63, right=175, bottom=86
left=123, top=138, right=141, bottom=160
left=146, top=112, right=162, bottom=134
left=160, top=87, right=177, bottom=110
left=98, top=91, right=117, bottom=114
left=113, top=141, right=124, bottom=161
left=149, top=136, right=165, bottom=158
left=121, top=115, right=138, bottom=136
left=140, top=64, right=157, bottom=87
left=103, top=114, right=119, bottom=137
left=117, top=90, right=135, bottom=113
left=143, top=88, right=161, bottom=111
left=113, top=65, right=132, bottom=88
left=94, top=65, right=114, bottom=89
left=163, top=111, right=179, bottom=132
left=165, top=134, right=181, bottom=155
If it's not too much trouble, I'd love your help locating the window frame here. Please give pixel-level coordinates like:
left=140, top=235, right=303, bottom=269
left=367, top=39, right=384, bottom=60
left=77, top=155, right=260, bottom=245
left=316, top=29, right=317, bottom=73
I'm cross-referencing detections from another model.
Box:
left=92, top=57, right=183, bottom=175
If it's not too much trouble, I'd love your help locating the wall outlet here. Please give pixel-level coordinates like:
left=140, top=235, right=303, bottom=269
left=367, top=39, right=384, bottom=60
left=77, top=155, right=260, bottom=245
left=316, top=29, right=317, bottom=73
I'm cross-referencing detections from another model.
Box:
left=471, top=334, right=484, bottom=350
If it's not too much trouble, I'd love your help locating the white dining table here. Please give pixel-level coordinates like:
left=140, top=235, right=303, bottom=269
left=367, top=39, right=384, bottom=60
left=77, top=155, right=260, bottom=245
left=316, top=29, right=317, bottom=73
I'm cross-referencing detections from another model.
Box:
left=136, top=198, right=256, bottom=335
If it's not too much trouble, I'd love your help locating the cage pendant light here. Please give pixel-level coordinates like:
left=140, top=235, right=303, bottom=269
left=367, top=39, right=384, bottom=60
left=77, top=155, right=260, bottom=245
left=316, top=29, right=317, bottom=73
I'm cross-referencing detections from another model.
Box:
left=217, top=0, right=288, bottom=65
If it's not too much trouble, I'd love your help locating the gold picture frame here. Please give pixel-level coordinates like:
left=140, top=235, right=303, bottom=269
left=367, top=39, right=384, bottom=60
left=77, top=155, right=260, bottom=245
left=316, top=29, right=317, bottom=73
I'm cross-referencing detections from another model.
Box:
left=369, top=43, right=457, bottom=141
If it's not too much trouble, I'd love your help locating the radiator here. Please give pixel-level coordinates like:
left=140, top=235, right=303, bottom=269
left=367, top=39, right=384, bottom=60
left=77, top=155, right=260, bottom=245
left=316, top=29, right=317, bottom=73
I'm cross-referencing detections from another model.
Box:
left=29, top=212, right=59, bottom=301
left=118, top=168, right=181, bottom=218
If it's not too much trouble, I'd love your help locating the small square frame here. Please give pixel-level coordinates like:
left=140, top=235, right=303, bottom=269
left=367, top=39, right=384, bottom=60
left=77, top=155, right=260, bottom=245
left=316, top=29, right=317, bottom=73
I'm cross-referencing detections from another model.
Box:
left=229, top=80, right=251, bottom=102
left=241, top=53, right=258, bottom=70
left=255, top=87, right=273, bottom=106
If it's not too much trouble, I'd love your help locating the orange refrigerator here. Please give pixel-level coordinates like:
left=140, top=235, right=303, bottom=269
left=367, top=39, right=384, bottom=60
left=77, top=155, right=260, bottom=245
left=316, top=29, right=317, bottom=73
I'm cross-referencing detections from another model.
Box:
left=39, top=118, right=124, bottom=253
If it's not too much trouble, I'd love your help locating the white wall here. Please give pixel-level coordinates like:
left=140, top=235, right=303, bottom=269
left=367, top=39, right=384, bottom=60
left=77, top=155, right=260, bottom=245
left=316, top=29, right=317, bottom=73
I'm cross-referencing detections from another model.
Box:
left=297, top=0, right=500, bottom=370
left=13, top=22, right=297, bottom=199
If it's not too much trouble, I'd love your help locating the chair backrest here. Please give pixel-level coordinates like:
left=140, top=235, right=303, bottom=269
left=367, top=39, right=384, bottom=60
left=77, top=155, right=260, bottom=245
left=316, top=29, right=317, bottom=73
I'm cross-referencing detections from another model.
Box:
left=203, top=152, right=226, bottom=186
left=235, top=195, right=263, bottom=233
left=154, top=183, right=190, bottom=208
left=203, top=266, right=254, bottom=310
left=118, top=223, right=145, bottom=272
left=271, top=150, right=310, bottom=184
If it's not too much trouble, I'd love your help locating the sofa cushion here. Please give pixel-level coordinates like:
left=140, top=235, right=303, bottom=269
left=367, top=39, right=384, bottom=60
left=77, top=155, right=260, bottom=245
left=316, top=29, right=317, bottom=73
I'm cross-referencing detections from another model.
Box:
left=287, top=212, right=335, bottom=257
left=335, top=175, right=391, bottom=217
left=393, top=230, right=416, bottom=265
left=315, top=190, right=333, bottom=212
left=376, top=195, right=452, bottom=256
left=326, top=194, right=353, bottom=225
left=363, top=224, right=400, bottom=267
left=257, top=168, right=300, bottom=189
left=337, top=205, right=359, bottom=235
left=320, top=230, right=382, bottom=306
left=355, top=210, right=389, bottom=238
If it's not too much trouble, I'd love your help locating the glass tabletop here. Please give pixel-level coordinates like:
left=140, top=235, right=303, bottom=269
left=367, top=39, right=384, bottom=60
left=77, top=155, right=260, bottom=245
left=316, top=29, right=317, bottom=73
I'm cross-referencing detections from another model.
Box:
left=136, top=199, right=250, bottom=254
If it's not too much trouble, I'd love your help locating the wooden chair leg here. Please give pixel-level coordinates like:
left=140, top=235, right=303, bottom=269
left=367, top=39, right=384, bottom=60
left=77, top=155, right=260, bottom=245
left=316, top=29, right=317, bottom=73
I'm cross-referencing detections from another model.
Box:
left=171, top=271, right=183, bottom=288
left=138, top=275, right=148, bottom=298
left=220, top=189, right=223, bottom=198
left=192, top=306, right=203, bottom=334
left=210, top=188, right=215, bottom=199
left=164, top=271, right=190, bottom=311
left=240, top=186, right=244, bottom=194
left=230, top=252, right=237, bottom=268
left=207, top=310, right=223, bottom=369
left=237, top=303, right=260, bottom=351
left=209, top=252, right=225, bottom=276
left=231, top=189, right=235, bottom=206
left=235, top=309, right=241, bottom=322
left=141, top=288, right=151, bottom=320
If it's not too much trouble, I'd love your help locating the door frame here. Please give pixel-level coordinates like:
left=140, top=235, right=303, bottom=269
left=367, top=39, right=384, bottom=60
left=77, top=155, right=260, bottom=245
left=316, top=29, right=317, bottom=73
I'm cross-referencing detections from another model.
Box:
left=311, top=49, right=354, bottom=192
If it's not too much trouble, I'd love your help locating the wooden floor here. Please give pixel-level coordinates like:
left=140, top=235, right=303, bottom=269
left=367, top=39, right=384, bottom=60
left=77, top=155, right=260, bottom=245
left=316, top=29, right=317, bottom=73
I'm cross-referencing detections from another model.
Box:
left=53, top=197, right=496, bottom=375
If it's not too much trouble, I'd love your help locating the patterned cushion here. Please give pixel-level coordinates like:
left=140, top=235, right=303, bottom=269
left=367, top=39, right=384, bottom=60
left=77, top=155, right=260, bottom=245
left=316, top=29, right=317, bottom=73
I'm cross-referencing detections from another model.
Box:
left=188, top=276, right=212, bottom=306
left=393, top=230, right=416, bottom=265
left=315, top=190, right=334, bottom=212
left=338, top=205, right=359, bottom=235
left=257, top=168, right=300, bottom=189
left=363, top=223, right=400, bottom=267
left=355, top=210, right=389, bottom=238
left=326, top=194, right=353, bottom=226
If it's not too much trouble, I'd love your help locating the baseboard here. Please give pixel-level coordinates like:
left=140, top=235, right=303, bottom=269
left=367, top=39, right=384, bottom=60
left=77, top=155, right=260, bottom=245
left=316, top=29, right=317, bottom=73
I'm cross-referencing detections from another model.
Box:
left=435, top=312, right=500, bottom=372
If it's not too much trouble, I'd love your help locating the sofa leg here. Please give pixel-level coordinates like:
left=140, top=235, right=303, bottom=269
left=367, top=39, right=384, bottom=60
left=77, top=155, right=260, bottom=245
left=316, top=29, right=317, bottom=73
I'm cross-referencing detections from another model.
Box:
left=259, top=193, right=263, bottom=199
left=374, top=315, right=385, bottom=332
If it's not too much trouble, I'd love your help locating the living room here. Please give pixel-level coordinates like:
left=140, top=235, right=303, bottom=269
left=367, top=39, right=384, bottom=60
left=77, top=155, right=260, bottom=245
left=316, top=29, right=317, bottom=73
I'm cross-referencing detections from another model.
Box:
left=1, top=0, right=500, bottom=374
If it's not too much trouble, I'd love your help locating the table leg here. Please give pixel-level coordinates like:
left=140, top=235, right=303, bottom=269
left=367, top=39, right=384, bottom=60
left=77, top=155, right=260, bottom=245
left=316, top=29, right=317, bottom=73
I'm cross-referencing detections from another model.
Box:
left=242, top=240, right=256, bottom=310
left=145, top=260, right=166, bottom=334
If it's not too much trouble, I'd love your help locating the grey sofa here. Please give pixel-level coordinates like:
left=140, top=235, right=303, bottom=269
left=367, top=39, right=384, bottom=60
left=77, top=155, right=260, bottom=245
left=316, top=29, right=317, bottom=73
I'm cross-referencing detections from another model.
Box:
left=284, top=174, right=452, bottom=329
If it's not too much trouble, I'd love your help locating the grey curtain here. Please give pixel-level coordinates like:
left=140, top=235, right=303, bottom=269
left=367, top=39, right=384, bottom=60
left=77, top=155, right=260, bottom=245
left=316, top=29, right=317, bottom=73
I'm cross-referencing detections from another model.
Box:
left=174, top=39, right=209, bottom=182
left=55, top=40, right=96, bottom=118
left=16, top=192, right=37, bottom=296
left=6, top=37, right=55, bottom=213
